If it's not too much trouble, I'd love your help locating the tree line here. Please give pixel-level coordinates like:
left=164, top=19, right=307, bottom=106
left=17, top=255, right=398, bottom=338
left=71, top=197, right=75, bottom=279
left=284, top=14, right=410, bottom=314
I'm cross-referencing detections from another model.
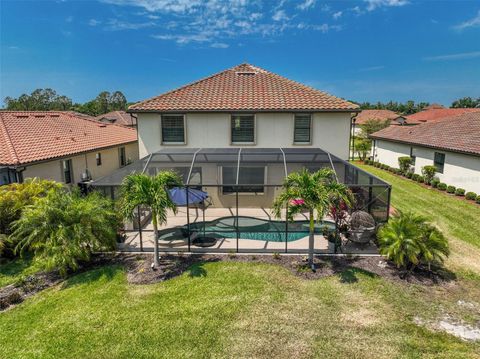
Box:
left=354, top=97, right=480, bottom=114
left=3, top=88, right=130, bottom=116
left=3, top=88, right=479, bottom=116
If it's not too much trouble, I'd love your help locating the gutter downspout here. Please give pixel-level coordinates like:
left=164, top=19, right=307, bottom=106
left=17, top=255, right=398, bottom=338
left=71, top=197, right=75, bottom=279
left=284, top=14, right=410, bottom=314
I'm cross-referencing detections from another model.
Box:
left=349, top=114, right=357, bottom=161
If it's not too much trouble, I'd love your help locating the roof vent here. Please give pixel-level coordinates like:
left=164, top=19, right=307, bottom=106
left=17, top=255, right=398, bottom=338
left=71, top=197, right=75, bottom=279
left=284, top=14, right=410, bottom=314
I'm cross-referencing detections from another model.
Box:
left=99, top=124, right=107, bottom=127
left=235, top=71, right=257, bottom=76
left=34, top=115, right=45, bottom=118
left=16, top=115, right=29, bottom=119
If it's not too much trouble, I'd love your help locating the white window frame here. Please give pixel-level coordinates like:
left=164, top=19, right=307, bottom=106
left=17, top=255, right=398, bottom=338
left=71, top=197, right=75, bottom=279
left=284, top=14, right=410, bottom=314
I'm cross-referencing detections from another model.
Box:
left=230, top=114, right=256, bottom=145
left=293, top=113, right=312, bottom=145
left=161, top=114, right=187, bottom=145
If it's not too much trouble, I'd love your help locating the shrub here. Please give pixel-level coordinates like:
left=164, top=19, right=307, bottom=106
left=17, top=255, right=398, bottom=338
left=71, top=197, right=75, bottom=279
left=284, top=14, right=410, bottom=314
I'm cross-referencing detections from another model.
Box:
left=378, top=211, right=449, bottom=272
left=406, top=172, right=414, bottom=179
left=374, top=162, right=381, bottom=168
left=455, top=188, right=465, bottom=196
left=398, top=156, right=413, bottom=174
left=437, top=183, right=447, bottom=191
left=430, top=178, right=440, bottom=188
left=412, top=173, right=420, bottom=181
left=417, top=175, right=425, bottom=183
left=477, top=195, right=480, bottom=204
left=446, top=185, right=456, bottom=194
left=10, top=190, right=118, bottom=276
left=421, top=165, right=437, bottom=185
left=364, top=159, right=371, bottom=165
left=465, top=192, right=477, bottom=200
left=381, top=164, right=389, bottom=170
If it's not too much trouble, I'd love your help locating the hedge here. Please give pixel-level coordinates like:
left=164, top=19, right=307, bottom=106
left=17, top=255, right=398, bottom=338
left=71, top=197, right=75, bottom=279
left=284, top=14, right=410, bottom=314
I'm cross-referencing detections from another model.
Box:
left=455, top=188, right=465, bottom=196
left=466, top=192, right=477, bottom=200
left=446, top=185, right=456, bottom=194
left=438, top=183, right=447, bottom=191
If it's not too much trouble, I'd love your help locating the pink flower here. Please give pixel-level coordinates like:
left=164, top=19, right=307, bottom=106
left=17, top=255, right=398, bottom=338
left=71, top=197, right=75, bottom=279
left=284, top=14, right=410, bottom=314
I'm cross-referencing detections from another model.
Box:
left=290, top=199, right=305, bottom=206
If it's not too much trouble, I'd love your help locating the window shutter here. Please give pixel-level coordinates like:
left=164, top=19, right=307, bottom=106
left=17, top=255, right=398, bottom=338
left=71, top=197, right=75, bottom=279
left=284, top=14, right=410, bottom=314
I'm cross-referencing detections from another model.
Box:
left=294, top=114, right=311, bottom=143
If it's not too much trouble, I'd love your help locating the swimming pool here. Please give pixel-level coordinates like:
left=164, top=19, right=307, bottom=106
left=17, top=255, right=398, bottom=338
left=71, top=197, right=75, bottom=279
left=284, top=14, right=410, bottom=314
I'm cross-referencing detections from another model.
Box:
left=158, top=216, right=335, bottom=243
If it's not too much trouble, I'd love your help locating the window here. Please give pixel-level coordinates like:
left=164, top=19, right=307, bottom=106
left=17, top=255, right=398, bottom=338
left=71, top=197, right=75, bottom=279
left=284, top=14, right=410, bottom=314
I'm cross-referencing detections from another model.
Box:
left=119, top=147, right=126, bottom=167
left=222, top=166, right=265, bottom=194
left=96, top=153, right=102, bottom=166
left=62, top=159, right=73, bottom=184
left=294, top=114, right=312, bottom=143
left=410, top=147, right=416, bottom=165
left=231, top=115, right=255, bottom=143
left=434, top=152, right=445, bottom=173
left=161, top=114, right=185, bottom=143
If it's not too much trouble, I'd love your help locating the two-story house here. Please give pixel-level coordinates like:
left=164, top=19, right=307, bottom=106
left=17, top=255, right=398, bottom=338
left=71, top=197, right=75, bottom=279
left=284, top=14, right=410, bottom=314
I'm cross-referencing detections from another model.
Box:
left=130, top=63, right=359, bottom=159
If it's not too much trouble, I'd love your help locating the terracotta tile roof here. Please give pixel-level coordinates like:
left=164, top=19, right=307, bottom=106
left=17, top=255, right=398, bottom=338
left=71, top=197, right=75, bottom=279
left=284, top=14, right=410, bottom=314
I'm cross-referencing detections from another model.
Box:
left=95, top=111, right=136, bottom=126
left=0, top=111, right=137, bottom=166
left=370, top=111, right=480, bottom=156
left=354, top=109, right=400, bottom=125
left=129, top=63, right=359, bottom=112
left=405, top=108, right=480, bottom=124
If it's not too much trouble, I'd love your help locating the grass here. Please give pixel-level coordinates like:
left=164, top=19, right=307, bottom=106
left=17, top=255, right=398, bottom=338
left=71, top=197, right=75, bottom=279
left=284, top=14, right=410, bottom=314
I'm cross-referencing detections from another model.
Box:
left=1, top=262, right=479, bottom=359
left=356, top=163, right=480, bottom=275
left=0, top=256, right=40, bottom=287
left=1, top=165, right=480, bottom=358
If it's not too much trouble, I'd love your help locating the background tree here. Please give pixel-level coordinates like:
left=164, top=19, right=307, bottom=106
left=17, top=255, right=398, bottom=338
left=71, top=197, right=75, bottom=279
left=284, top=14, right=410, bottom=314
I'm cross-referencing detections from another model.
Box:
left=272, top=169, right=352, bottom=269
left=451, top=96, right=480, bottom=108
left=4, top=88, right=73, bottom=111
left=359, top=119, right=391, bottom=138
left=120, top=171, right=182, bottom=267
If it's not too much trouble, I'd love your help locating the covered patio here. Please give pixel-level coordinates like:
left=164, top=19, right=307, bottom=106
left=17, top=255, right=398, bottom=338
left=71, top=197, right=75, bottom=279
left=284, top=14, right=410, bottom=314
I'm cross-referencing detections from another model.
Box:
left=93, top=148, right=391, bottom=254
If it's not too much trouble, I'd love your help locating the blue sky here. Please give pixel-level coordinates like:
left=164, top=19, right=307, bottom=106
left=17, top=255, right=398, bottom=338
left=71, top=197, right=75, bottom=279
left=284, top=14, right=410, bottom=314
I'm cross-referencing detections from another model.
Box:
left=1, top=0, right=479, bottom=106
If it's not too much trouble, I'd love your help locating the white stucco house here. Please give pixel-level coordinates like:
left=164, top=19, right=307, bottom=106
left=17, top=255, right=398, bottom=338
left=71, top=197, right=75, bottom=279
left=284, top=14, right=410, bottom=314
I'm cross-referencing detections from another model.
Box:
left=129, top=63, right=359, bottom=160
left=370, top=111, right=480, bottom=193
left=0, top=111, right=138, bottom=185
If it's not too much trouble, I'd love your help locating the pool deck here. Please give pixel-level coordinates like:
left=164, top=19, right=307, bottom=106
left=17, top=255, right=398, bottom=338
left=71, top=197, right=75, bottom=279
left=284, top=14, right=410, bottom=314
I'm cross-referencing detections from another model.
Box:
left=123, top=207, right=378, bottom=254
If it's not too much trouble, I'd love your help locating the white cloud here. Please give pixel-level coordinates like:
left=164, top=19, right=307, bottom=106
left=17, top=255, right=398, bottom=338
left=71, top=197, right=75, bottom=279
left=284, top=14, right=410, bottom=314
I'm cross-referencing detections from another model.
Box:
left=453, top=10, right=480, bottom=31
left=88, top=19, right=101, bottom=26
left=297, top=0, right=315, bottom=11
left=333, top=11, right=342, bottom=20
left=364, top=0, right=409, bottom=11
left=101, top=0, right=201, bottom=13
left=105, top=18, right=155, bottom=30
left=211, top=42, right=229, bottom=48
left=424, top=51, right=480, bottom=61
left=98, top=0, right=343, bottom=46
left=272, top=9, right=288, bottom=22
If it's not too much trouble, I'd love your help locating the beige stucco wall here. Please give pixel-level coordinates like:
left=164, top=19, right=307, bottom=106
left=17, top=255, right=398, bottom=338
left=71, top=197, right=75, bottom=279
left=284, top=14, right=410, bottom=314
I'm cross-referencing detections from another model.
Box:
left=137, top=112, right=352, bottom=160
left=374, top=140, right=480, bottom=193
left=373, top=140, right=410, bottom=168
left=22, top=142, right=139, bottom=184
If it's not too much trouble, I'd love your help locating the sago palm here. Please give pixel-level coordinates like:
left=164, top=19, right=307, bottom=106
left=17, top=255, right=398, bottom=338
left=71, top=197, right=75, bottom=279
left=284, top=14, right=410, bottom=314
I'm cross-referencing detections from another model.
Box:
left=10, top=190, right=117, bottom=276
left=378, top=211, right=449, bottom=273
left=272, top=168, right=352, bottom=269
left=120, top=171, right=182, bottom=267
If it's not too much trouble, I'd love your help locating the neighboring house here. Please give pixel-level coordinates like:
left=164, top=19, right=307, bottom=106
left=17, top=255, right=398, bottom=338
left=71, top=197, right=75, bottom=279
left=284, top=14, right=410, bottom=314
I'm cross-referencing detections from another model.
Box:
left=0, top=111, right=138, bottom=185
left=129, top=63, right=359, bottom=160
left=353, top=109, right=400, bottom=135
left=405, top=107, right=480, bottom=125
left=95, top=111, right=136, bottom=127
left=370, top=111, right=480, bottom=193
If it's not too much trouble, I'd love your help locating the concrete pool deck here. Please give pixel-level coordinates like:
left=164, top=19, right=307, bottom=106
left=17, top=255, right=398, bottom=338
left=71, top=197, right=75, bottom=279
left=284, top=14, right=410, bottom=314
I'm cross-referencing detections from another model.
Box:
left=123, top=207, right=378, bottom=254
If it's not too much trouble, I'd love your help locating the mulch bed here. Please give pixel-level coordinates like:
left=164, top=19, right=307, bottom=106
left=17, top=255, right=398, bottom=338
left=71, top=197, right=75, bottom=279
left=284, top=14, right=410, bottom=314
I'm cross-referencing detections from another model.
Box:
left=0, top=252, right=455, bottom=312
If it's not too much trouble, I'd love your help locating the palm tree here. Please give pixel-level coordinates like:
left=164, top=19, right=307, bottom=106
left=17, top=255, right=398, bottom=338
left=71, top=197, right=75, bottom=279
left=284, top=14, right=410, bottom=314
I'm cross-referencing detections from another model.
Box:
left=10, top=190, right=117, bottom=276
left=120, top=171, right=182, bottom=267
left=272, top=168, right=352, bottom=269
left=378, top=211, right=449, bottom=274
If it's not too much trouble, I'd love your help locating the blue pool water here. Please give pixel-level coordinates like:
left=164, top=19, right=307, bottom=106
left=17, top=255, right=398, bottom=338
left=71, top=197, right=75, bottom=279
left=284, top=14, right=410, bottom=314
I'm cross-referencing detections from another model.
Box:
left=159, top=216, right=335, bottom=242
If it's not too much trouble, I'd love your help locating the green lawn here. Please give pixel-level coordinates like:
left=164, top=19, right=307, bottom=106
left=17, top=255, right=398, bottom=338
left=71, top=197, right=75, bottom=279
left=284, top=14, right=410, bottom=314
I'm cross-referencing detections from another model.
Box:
left=1, top=262, right=479, bottom=359
left=0, top=256, right=40, bottom=287
left=1, top=165, right=480, bottom=358
left=355, top=163, right=480, bottom=275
